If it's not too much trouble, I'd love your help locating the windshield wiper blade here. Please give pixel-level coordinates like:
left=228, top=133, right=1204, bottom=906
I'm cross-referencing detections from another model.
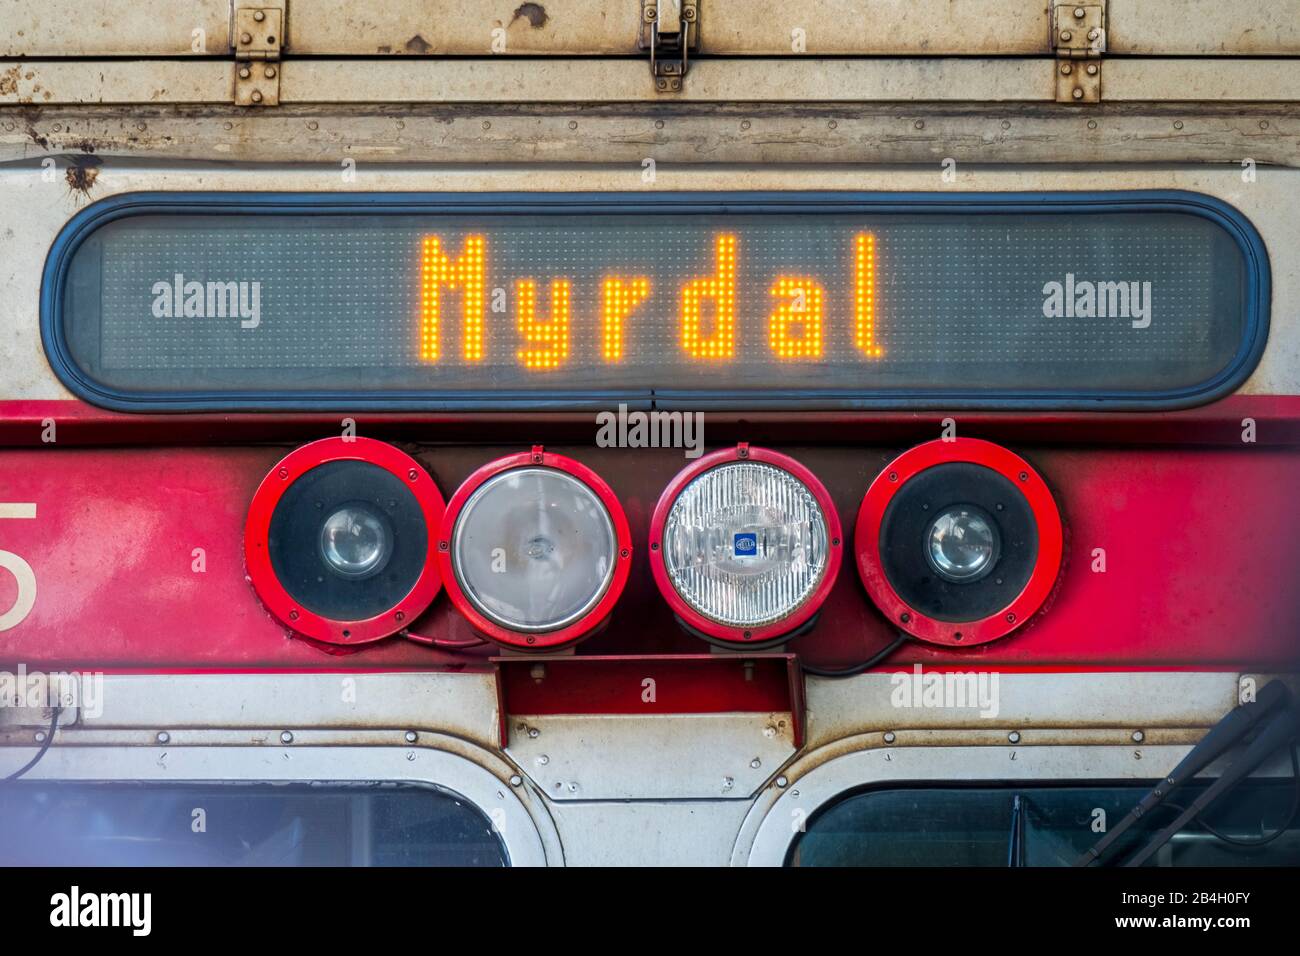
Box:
left=1007, top=794, right=1026, bottom=867
left=1122, top=702, right=1300, bottom=867
left=1074, top=679, right=1291, bottom=867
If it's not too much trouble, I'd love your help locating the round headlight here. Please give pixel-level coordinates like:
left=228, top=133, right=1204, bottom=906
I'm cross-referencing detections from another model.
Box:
left=437, top=448, right=632, bottom=650
left=244, top=438, right=445, bottom=645
left=650, top=444, right=842, bottom=647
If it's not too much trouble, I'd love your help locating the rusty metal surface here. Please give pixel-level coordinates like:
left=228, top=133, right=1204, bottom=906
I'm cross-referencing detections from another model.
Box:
left=0, top=1, right=231, bottom=57
left=1, top=104, right=1297, bottom=168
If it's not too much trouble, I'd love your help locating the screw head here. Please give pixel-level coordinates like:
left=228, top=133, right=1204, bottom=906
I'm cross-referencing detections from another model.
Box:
left=1072, top=88, right=1084, bottom=100
left=776, top=775, right=789, bottom=788
left=34, top=731, right=47, bottom=743
left=750, top=758, right=762, bottom=769
left=280, top=731, right=294, bottom=744
left=239, top=66, right=251, bottom=79
left=1073, top=6, right=1085, bottom=18
left=156, top=731, right=170, bottom=744
left=1061, top=30, right=1073, bottom=42
left=240, top=32, right=252, bottom=44
left=264, top=66, right=277, bottom=78
left=1008, top=731, right=1021, bottom=743
left=254, top=10, right=266, bottom=21
left=509, top=774, right=522, bottom=787
left=251, top=90, right=264, bottom=104
left=1132, top=730, right=1145, bottom=743
left=1060, top=64, right=1072, bottom=75
left=527, top=727, right=540, bottom=739
left=404, top=731, right=418, bottom=743
left=883, top=731, right=896, bottom=744
left=1086, top=63, right=1098, bottom=75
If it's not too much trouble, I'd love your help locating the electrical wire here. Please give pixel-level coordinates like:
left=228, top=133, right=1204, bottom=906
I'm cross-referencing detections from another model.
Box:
left=4, top=706, right=61, bottom=782
left=801, top=631, right=911, bottom=678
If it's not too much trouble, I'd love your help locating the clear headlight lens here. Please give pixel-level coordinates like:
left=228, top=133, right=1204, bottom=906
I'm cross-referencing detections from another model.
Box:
left=925, top=504, right=1000, bottom=582
left=661, top=461, right=831, bottom=627
left=319, top=503, right=392, bottom=578
left=451, top=467, right=617, bottom=632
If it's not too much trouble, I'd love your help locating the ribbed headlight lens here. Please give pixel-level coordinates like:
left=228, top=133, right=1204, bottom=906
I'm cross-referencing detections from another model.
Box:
left=451, top=467, right=618, bottom=632
left=661, top=461, right=832, bottom=628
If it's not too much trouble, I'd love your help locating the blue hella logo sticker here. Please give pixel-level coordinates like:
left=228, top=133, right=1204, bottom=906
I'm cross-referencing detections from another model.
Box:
left=734, top=533, right=757, bottom=556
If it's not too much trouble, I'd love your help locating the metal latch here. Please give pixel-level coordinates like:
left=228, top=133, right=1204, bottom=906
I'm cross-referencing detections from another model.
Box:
left=1051, top=1, right=1105, bottom=103
left=234, top=4, right=285, bottom=106
left=640, top=0, right=698, bottom=92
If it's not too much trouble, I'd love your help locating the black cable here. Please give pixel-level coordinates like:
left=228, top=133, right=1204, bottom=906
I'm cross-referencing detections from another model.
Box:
left=801, top=631, right=910, bottom=678
left=1191, top=743, right=1300, bottom=849
left=4, top=706, right=61, bottom=782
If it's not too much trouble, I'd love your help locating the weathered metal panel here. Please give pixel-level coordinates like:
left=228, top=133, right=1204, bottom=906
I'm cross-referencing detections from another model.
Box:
left=1108, top=0, right=1300, bottom=55
left=0, top=1, right=231, bottom=57
left=3, top=104, right=1298, bottom=169
left=0, top=61, right=230, bottom=105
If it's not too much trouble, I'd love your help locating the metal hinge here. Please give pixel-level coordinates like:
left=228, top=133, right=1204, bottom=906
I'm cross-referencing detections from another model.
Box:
left=1051, top=1, right=1105, bottom=103
left=233, top=3, right=285, bottom=106
left=640, top=0, right=698, bottom=92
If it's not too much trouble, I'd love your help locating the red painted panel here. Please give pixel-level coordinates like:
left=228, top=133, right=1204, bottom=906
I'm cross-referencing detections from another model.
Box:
left=0, top=399, right=1297, bottom=672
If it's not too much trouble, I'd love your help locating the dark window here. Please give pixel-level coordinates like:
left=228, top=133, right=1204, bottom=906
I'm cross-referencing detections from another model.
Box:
left=0, top=782, right=508, bottom=866
left=788, top=781, right=1300, bottom=867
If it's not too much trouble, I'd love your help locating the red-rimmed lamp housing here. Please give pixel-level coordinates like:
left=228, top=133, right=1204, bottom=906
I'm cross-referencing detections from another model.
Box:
left=649, top=443, right=843, bottom=649
left=854, top=437, right=1063, bottom=646
left=244, top=437, right=446, bottom=645
left=435, top=446, right=632, bottom=651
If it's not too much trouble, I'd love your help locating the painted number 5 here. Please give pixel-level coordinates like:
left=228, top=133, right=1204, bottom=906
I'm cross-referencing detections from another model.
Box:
left=0, top=503, right=37, bottom=632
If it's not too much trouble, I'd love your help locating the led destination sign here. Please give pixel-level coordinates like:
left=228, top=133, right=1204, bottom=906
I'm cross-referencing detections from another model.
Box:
left=48, top=193, right=1264, bottom=409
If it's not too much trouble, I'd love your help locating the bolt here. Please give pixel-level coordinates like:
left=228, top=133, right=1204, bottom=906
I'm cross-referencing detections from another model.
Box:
left=900, top=612, right=911, bottom=624
left=776, top=776, right=789, bottom=788
left=404, top=730, right=417, bottom=743
left=884, top=731, right=896, bottom=744
left=914, top=120, right=925, bottom=130
left=1173, top=120, right=1183, bottom=130
left=34, top=731, right=46, bottom=743
left=280, top=731, right=294, bottom=744
left=763, top=725, right=777, bottom=738
left=1061, top=30, right=1072, bottom=42
left=156, top=731, right=170, bottom=744
left=1072, top=88, right=1084, bottom=100
left=251, top=90, right=263, bottom=104
left=509, top=774, right=522, bottom=786
left=741, top=120, right=751, bottom=130
left=1088, top=119, right=1098, bottom=129
left=1088, top=28, right=1100, bottom=41
left=750, top=758, right=762, bottom=769
left=239, top=67, right=251, bottom=79
left=264, top=66, right=277, bottom=79
left=527, top=727, right=540, bottom=739
left=1086, top=63, right=1098, bottom=75
left=1060, top=64, right=1072, bottom=75
left=568, top=120, right=578, bottom=130
left=289, top=609, right=299, bottom=621
left=888, top=471, right=898, bottom=482
left=408, top=468, right=418, bottom=480
left=1073, top=6, right=1085, bottom=18
left=1132, top=730, right=1145, bottom=743
left=1008, top=731, right=1021, bottom=744
left=1005, top=613, right=1016, bottom=624
left=254, top=10, right=266, bottom=21
left=394, top=611, right=405, bottom=623
left=240, top=32, right=252, bottom=44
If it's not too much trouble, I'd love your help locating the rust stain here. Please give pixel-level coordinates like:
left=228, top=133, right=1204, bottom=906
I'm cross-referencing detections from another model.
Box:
left=65, top=155, right=102, bottom=198
left=0, top=65, right=19, bottom=96
left=511, top=3, right=549, bottom=28
left=404, top=34, right=432, bottom=54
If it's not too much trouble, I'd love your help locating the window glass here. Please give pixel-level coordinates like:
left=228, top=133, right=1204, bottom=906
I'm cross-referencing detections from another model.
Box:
left=788, top=781, right=1300, bottom=867
left=0, top=782, right=508, bottom=866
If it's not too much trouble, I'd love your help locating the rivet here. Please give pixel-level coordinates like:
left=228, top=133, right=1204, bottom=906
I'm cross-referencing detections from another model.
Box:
left=264, top=66, right=277, bottom=79
left=900, top=612, right=911, bottom=623
left=239, top=67, right=251, bottom=79
left=1018, top=471, right=1029, bottom=481
left=1260, top=120, right=1269, bottom=130
left=509, top=774, right=522, bottom=786
left=1132, top=730, right=1145, bottom=743
left=1001, top=120, right=1011, bottom=130
left=1072, top=88, right=1084, bottom=100
left=1086, top=63, right=1098, bottom=75
left=254, top=10, right=266, bottom=21
left=404, top=730, right=418, bottom=743
left=240, top=32, right=252, bottom=44
left=537, top=754, right=550, bottom=765
left=482, top=121, right=491, bottom=130
left=1087, top=119, right=1098, bottom=129
left=741, top=120, right=751, bottom=130
left=888, top=471, right=898, bottom=482
left=251, top=90, right=263, bottom=104
left=280, top=731, right=294, bottom=744
left=1008, top=731, right=1021, bottom=743
left=883, top=731, right=896, bottom=744
left=776, top=775, right=788, bottom=788
left=1060, top=64, right=1072, bottom=75
left=34, top=731, right=47, bottom=743
left=1073, top=6, right=1085, bottom=18
left=527, top=727, right=540, bottom=739
left=288, top=609, right=299, bottom=621
left=1061, top=30, right=1072, bottom=42
left=1005, top=612, right=1016, bottom=624
left=655, top=120, right=664, bottom=129
left=750, top=758, right=761, bottom=769
left=914, top=120, right=924, bottom=130
left=1088, top=28, right=1100, bottom=40
left=828, top=120, right=837, bottom=129
left=1173, top=120, right=1183, bottom=130
left=156, top=731, right=170, bottom=744
left=568, top=120, right=578, bottom=130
